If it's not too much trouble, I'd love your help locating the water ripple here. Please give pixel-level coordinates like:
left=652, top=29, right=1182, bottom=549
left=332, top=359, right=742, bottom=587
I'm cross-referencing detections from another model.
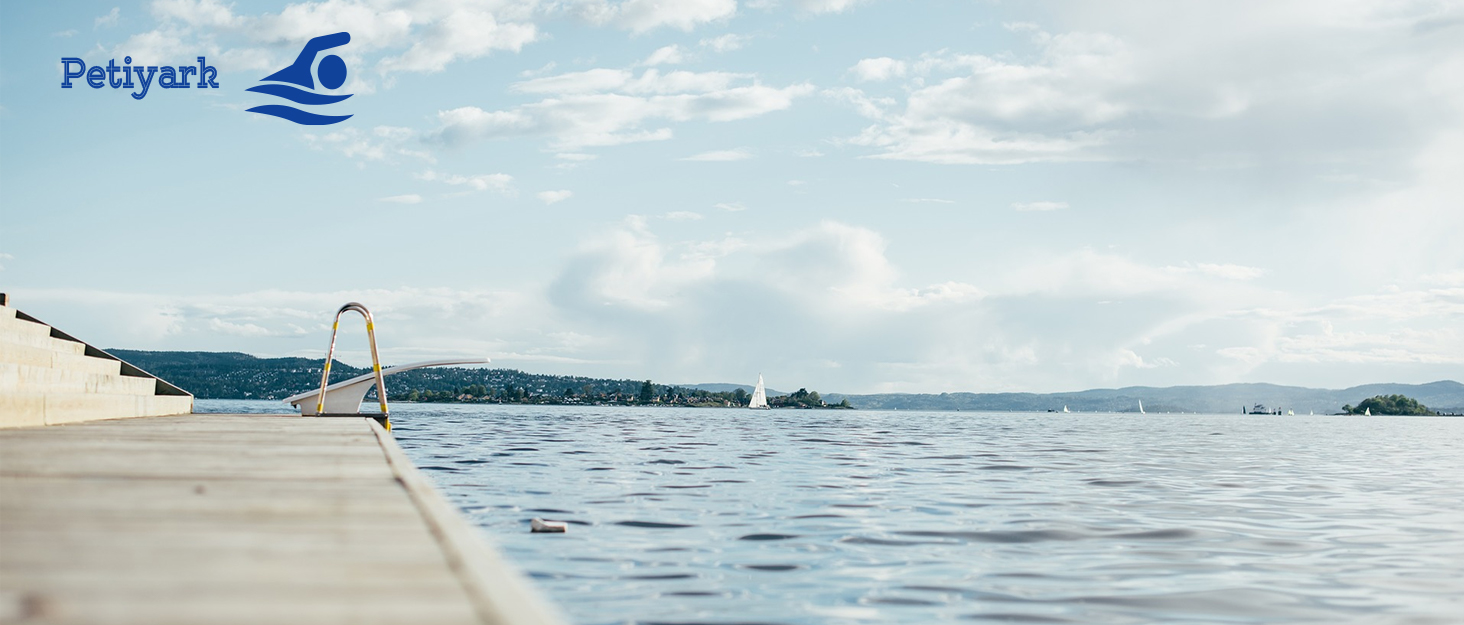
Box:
left=377, top=404, right=1464, bottom=625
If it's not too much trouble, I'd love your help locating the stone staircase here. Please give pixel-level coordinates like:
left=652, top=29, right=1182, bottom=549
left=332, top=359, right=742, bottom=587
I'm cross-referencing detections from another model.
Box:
left=0, top=294, right=192, bottom=428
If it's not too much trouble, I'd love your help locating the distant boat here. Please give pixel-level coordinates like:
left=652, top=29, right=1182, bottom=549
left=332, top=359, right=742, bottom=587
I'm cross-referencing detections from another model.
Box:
left=748, top=374, right=769, bottom=410
left=1287, top=410, right=1294, bottom=416
left=1138, top=400, right=1145, bottom=414
left=1364, top=407, right=1371, bottom=416
left=1063, top=405, right=1070, bottom=413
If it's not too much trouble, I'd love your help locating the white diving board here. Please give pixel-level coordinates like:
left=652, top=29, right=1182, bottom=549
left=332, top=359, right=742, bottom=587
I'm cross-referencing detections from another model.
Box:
left=283, top=358, right=490, bottom=415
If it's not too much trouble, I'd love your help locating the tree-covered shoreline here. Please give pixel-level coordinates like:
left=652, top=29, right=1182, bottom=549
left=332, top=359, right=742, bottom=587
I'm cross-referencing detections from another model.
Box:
left=401, top=380, right=850, bottom=409
left=1342, top=394, right=1438, bottom=416
left=110, top=350, right=849, bottom=409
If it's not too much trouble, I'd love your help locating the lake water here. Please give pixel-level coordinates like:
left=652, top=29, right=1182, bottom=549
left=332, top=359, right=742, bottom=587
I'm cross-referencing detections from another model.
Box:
left=199, top=401, right=1464, bottom=624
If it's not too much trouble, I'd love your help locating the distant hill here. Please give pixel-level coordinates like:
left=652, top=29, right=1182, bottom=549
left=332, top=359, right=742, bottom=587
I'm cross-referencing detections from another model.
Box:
left=109, top=350, right=648, bottom=401
left=110, top=349, right=1462, bottom=414
left=824, top=381, right=1464, bottom=414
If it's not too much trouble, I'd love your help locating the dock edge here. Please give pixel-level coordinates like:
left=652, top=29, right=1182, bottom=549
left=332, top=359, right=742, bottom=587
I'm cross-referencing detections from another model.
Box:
left=370, top=419, right=567, bottom=625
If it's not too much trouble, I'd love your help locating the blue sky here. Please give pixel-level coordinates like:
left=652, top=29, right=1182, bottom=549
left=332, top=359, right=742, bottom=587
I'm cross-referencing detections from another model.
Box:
left=3, top=0, right=1462, bottom=394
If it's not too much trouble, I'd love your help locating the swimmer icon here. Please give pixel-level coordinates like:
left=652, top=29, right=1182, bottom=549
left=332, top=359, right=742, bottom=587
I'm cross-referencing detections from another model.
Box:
left=247, top=32, right=353, bottom=125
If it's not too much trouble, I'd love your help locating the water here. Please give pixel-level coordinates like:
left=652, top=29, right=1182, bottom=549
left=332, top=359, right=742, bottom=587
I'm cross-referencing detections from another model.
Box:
left=199, top=401, right=1464, bottom=624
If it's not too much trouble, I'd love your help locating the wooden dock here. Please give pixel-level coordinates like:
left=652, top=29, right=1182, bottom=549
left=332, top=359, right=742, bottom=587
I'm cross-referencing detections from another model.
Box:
left=0, top=414, right=563, bottom=625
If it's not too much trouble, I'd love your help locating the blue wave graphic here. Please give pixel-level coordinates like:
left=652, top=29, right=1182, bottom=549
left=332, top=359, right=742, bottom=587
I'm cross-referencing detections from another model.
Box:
left=246, top=105, right=353, bottom=126
left=248, top=32, right=353, bottom=126
left=247, top=84, right=353, bottom=106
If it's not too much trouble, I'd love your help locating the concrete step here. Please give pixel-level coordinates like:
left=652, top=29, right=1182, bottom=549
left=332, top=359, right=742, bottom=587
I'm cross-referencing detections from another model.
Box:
left=0, top=311, right=58, bottom=338
left=0, top=362, right=159, bottom=396
left=0, top=342, right=123, bottom=376
left=0, top=392, right=193, bottom=427
left=0, top=320, right=87, bottom=355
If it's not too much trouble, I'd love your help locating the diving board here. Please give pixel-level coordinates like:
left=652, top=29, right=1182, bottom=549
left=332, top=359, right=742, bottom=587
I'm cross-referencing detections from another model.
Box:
left=284, top=358, right=490, bottom=415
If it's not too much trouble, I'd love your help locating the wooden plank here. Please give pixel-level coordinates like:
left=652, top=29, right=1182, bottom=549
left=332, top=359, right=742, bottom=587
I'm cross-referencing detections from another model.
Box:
left=0, top=414, right=562, bottom=625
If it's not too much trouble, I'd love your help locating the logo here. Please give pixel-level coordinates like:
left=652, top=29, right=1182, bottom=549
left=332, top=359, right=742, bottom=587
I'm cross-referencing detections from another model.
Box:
left=60, top=57, right=218, bottom=100
left=247, top=32, right=353, bottom=126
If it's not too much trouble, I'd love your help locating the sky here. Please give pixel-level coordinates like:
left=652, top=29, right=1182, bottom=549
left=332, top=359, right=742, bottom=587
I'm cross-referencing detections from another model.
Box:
left=2, top=0, right=1463, bottom=394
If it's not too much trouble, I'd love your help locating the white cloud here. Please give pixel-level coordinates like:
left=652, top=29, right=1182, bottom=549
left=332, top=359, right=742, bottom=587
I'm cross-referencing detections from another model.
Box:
left=553, top=218, right=983, bottom=321
left=377, top=10, right=537, bottom=74
left=1422, top=271, right=1464, bottom=286
left=1013, top=201, right=1068, bottom=211
left=794, top=0, right=866, bottom=14
left=681, top=148, right=753, bottom=161
left=415, top=170, right=515, bottom=194
left=152, top=0, right=238, bottom=29
left=714, top=202, right=746, bottom=211
left=850, top=57, right=906, bottom=82
left=1214, top=286, right=1464, bottom=368
left=433, top=69, right=813, bottom=149
left=1002, top=21, right=1041, bottom=33
left=836, top=3, right=1464, bottom=173
left=1194, top=263, right=1265, bottom=281
left=642, top=44, right=685, bottom=66
left=53, top=29, right=79, bottom=38
left=834, top=29, right=1136, bottom=164
left=521, top=61, right=557, bottom=77
left=663, top=211, right=704, bottom=220
left=514, top=68, right=741, bottom=95
left=846, top=116, right=1116, bottom=165
left=1115, top=348, right=1177, bottom=371
left=577, top=0, right=737, bottom=33
left=250, top=1, right=414, bottom=50
left=208, top=317, right=293, bottom=338
left=538, top=190, right=574, bottom=204
left=113, top=25, right=198, bottom=65
left=378, top=194, right=423, bottom=204
left=302, top=126, right=432, bottom=163
left=700, top=33, right=748, bottom=52
left=95, top=7, right=121, bottom=28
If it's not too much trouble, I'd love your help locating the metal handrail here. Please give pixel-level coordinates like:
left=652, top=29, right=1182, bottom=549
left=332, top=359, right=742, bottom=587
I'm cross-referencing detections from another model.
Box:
left=316, top=302, right=390, bottom=428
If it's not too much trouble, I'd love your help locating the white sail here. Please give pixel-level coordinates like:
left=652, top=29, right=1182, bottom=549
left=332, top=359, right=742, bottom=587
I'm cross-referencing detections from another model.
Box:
left=748, top=374, right=769, bottom=410
left=1364, top=407, right=1371, bottom=416
left=1138, top=400, right=1145, bottom=414
left=1063, top=405, right=1069, bottom=413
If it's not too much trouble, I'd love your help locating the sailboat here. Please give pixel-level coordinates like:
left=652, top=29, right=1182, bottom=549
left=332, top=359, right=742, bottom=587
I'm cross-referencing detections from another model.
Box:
left=748, top=374, right=769, bottom=410
left=1364, top=407, right=1371, bottom=416
left=1138, top=400, right=1145, bottom=414
left=1062, top=405, right=1070, bottom=413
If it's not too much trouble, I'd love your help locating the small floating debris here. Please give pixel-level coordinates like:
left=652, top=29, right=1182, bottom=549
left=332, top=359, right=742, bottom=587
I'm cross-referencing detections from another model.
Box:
left=530, top=518, right=567, bottom=533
